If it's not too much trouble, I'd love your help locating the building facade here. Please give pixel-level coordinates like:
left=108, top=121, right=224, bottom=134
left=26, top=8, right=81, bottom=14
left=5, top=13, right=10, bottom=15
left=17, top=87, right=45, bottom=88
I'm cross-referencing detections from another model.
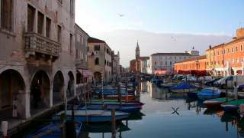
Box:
left=74, top=24, right=92, bottom=95
left=148, top=50, right=199, bottom=75
left=112, top=51, right=120, bottom=82
left=130, top=41, right=148, bottom=73
left=173, top=28, right=244, bottom=77
left=174, top=55, right=207, bottom=75
left=87, top=37, right=112, bottom=83
left=206, top=28, right=244, bottom=76
left=0, top=0, right=76, bottom=119
left=140, top=57, right=149, bottom=74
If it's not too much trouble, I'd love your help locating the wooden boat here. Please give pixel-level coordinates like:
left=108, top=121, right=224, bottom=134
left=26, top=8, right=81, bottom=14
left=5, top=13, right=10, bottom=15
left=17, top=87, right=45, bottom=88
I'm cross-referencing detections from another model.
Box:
left=88, top=101, right=144, bottom=107
left=81, top=104, right=142, bottom=113
left=221, top=99, right=244, bottom=112
left=105, top=94, right=135, bottom=102
left=95, top=88, right=132, bottom=95
left=170, top=82, right=198, bottom=93
left=197, top=87, right=221, bottom=100
left=54, top=110, right=129, bottom=123
left=26, top=120, right=82, bottom=138
left=203, top=97, right=234, bottom=108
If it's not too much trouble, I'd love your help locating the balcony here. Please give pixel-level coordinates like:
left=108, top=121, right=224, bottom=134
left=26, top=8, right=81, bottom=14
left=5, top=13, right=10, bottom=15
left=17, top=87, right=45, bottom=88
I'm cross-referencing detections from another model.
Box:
left=24, top=32, right=60, bottom=62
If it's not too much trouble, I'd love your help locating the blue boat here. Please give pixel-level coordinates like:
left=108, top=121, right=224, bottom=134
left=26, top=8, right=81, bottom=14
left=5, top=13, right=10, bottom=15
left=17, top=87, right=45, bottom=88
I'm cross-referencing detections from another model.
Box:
left=95, top=88, right=133, bottom=95
left=54, top=109, right=129, bottom=123
left=26, top=120, right=82, bottom=138
left=197, top=87, right=221, bottom=100
left=89, top=101, right=144, bottom=107
left=81, top=104, right=142, bottom=113
left=170, top=82, right=198, bottom=93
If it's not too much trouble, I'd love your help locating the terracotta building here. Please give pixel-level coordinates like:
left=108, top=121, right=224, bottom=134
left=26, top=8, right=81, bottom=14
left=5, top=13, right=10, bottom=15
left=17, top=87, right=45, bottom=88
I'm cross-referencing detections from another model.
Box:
left=206, top=28, right=244, bottom=76
left=174, top=55, right=207, bottom=76
left=174, top=28, right=244, bottom=77
left=130, top=41, right=149, bottom=73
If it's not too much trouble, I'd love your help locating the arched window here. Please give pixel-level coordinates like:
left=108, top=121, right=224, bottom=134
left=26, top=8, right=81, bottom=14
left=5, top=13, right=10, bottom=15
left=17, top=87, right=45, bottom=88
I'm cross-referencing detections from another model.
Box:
left=95, top=58, right=99, bottom=65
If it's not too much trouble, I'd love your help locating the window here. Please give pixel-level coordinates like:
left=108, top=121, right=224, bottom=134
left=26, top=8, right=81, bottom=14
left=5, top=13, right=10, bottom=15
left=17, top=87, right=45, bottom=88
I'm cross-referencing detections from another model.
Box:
left=70, top=34, right=73, bottom=54
left=70, top=0, right=74, bottom=15
left=75, top=49, right=78, bottom=59
left=38, top=12, right=44, bottom=34
left=27, top=5, right=35, bottom=32
left=57, top=25, right=61, bottom=43
left=80, top=36, right=83, bottom=45
left=1, top=0, right=13, bottom=31
left=95, top=58, right=99, bottom=65
left=241, top=45, right=243, bottom=51
left=46, top=17, right=51, bottom=38
left=236, top=46, right=238, bottom=52
left=94, top=45, right=100, bottom=51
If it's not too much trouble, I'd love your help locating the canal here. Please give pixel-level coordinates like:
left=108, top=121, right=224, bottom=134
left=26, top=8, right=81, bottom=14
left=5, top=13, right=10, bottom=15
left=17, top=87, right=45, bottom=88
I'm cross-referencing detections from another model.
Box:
left=85, top=82, right=243, bottom=138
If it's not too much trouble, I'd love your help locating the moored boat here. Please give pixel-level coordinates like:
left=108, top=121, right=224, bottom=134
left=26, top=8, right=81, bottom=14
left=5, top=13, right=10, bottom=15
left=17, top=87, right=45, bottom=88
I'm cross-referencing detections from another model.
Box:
left=54, top=109, right=129, bottom=123
left=80, top=104, right=142, bottom=113
left=170, top=82, right=198, bottom=93
left=204, top=97, right=233, bottom=108
left=221, top=99, right=244, bottom=112
left=197, top=87, right=221, bottom=100
left=89, top=101, right=144, bottom=107
left=26, top=120, right=82, bottom=138
left=105, top=94, right=136, bottom=102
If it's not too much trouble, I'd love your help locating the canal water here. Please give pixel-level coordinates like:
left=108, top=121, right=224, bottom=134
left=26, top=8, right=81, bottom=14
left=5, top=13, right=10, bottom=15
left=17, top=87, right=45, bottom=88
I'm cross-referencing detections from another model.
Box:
left=84, top=82, right=243, bottom=138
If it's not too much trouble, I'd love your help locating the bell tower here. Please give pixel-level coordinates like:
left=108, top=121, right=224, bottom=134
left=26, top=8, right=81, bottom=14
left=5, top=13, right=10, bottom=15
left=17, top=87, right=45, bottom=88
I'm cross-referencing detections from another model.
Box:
left=136, top=41, right=140, bottom=59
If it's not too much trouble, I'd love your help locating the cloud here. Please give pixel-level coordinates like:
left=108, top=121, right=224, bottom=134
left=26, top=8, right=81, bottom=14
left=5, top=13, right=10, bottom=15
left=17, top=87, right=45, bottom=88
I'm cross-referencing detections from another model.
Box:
left=95, top=30, right=232, bottom=67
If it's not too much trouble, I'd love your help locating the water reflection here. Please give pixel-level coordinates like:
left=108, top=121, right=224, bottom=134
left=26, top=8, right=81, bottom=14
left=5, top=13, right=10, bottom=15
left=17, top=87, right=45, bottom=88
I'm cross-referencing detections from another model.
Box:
left=144, top=82, right=170, bottom=100
left=80, top=111, right=144, bottom=138
left=18, top=81, right=244, bottom=138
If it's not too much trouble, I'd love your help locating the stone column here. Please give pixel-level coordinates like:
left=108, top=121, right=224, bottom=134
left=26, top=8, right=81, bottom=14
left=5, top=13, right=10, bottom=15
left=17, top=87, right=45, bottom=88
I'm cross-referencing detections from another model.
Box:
left=49, top=84, right=53, bottom=107
left=24, top=89, right=31, bottom=119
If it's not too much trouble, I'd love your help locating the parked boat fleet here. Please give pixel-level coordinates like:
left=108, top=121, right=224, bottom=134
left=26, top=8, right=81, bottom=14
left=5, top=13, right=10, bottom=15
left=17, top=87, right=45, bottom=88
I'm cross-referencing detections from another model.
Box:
left=26, top=81, right=143, bottom=137
left=151, top=74, right=244, bottom=125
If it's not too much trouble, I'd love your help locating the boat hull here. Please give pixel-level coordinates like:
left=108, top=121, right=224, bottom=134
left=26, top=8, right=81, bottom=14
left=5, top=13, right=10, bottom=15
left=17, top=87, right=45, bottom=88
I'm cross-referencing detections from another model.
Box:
left=54, top=110, right=129, bottom=123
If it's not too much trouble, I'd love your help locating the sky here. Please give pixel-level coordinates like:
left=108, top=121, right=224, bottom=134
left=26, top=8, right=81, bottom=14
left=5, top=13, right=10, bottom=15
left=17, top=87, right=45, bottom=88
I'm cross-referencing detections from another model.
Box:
left=75, top=0, right=244, bottom=67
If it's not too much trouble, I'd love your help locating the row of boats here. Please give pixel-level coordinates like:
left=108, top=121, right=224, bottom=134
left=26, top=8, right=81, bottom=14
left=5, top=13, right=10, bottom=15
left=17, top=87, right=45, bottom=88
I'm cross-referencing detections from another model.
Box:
left=26, top=83, right=142, bottom=138
left=163, top=81, right=244, bottom=113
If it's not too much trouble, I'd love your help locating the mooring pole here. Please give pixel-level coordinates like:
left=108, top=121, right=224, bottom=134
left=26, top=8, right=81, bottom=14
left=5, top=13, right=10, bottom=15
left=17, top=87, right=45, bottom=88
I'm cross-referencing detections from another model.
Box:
left=111, top=109, right=116, bottom=138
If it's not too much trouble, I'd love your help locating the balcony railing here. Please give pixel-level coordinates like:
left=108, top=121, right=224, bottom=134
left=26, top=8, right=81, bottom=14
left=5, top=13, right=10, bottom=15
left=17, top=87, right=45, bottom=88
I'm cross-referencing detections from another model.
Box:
left=25, top=32, right=60, bottom=60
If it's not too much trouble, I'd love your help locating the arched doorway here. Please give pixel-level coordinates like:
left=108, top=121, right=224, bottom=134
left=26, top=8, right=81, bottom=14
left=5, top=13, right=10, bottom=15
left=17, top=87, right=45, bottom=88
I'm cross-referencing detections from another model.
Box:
left=0, top=69, right=25, bottom=117
left=30, top=70, right=50, bottom=115
left=76, top=71, right=83, bottom=84
left=53, top=71, right=64, bottom=105
left=94, top=72, right=102, bottom=84
left=67, top=71, right=75, bottom=97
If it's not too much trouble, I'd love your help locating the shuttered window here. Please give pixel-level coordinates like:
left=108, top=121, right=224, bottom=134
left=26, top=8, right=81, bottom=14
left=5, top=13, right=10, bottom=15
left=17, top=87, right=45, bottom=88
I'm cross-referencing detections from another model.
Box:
left=1, top=0, right=13, bottom=31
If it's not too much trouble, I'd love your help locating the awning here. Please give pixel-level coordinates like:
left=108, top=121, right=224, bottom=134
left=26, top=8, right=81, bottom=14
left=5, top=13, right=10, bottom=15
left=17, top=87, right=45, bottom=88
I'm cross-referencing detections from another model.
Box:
left=82, top=70, right=93, bottom=77
left=154, top=70, right=167, bottom=75
left=77, top=69, right=93, bottom=77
